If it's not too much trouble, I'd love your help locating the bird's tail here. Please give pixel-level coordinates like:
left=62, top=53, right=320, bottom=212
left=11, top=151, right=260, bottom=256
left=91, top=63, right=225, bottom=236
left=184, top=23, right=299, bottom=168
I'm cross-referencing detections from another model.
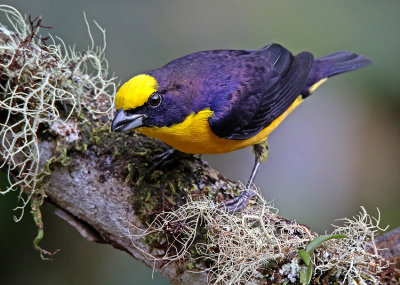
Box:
left=302, top=51, right=371, bottom=97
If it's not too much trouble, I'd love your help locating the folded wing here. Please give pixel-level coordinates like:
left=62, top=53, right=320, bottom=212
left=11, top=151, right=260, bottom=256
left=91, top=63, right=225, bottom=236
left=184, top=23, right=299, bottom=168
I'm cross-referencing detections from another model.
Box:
left=209, top=44, right=314, bottom=140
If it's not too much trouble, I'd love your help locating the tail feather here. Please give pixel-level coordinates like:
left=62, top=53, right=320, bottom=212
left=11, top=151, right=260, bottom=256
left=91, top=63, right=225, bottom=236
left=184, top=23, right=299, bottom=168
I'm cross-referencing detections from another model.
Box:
left=302, top=51, right=371, bottom=97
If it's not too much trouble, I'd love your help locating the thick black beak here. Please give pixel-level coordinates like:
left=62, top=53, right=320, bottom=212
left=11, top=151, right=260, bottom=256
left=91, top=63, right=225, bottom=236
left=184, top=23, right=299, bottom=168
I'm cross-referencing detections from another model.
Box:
left=111, top=109, right=145, bottom=132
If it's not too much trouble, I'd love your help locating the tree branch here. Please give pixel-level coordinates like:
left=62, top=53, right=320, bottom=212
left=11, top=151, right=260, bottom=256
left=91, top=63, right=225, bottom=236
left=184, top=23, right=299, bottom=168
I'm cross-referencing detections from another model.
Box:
left=37, top=128, right=400, bottom=284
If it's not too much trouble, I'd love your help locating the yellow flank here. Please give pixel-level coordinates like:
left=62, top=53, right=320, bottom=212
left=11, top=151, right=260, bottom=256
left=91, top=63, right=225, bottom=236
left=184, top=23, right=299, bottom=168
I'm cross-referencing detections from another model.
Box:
left=137, top=96, right=304, bottom=154
left=114, top=74, right=158, bottom=110
left=308, top=78, right=327, bottom=94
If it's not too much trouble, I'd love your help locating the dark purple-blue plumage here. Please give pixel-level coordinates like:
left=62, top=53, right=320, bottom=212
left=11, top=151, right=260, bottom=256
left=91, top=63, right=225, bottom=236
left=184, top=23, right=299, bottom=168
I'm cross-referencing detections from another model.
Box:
left=139, top=44, right=371, bottom=140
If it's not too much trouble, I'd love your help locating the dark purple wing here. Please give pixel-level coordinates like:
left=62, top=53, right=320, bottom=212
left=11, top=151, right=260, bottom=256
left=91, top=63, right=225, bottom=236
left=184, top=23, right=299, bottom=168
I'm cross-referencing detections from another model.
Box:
left=209, top=44, right=314, bottom=140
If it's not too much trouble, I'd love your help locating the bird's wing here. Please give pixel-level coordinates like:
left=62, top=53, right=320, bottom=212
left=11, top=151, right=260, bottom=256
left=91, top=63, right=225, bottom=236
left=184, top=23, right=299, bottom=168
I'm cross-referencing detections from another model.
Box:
left=209, top=44, right=314, bottom=140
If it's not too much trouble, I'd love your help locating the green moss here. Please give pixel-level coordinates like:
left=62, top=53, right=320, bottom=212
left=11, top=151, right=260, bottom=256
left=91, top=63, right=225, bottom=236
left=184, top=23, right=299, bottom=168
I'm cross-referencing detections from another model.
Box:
left=30, top=191, right=59, bottom=259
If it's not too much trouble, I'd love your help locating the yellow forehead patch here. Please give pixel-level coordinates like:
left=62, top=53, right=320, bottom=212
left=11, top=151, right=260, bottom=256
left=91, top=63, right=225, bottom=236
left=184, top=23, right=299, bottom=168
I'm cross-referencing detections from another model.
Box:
left=114, top=74, right=158, bottom=110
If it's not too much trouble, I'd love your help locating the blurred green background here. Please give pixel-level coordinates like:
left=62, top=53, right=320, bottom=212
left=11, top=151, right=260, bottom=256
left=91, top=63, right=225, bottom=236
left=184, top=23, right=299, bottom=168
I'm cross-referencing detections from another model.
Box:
left=1, top=0, right=399, bottom=284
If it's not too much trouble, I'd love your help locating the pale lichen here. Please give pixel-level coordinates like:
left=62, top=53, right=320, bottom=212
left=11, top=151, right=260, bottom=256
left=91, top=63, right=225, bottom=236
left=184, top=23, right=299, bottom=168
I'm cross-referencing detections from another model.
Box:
left=314, top=207, right=389, bottom=284
left=0, top=5, right=115, bottom=221
left=130, top=189, right=388, bottom=284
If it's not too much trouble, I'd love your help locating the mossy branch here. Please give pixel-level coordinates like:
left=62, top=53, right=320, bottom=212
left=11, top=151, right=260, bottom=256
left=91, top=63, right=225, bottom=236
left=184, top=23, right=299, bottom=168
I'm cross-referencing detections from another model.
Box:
left=0, top=6, right=399, bottom=284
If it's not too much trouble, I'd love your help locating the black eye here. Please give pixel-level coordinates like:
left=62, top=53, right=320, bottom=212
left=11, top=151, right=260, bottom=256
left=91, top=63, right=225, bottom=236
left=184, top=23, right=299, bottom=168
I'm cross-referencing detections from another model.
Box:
left=148, top=93, right=162, bottom=107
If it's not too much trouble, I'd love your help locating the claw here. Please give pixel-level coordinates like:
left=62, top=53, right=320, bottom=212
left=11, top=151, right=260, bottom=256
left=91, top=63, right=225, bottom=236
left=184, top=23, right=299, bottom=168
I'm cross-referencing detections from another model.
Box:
left=147, top=148, right=179, bottom=174
left=147, top=148, right=191, bottom=174
left=220, top=190, right=256, bottom=213
left=147, top=149, right=177, bottom=173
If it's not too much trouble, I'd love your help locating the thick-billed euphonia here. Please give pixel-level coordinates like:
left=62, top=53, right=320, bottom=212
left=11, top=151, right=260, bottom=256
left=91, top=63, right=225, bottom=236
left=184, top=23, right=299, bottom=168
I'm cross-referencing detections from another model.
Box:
left=111, top=43, right=371, bottom=211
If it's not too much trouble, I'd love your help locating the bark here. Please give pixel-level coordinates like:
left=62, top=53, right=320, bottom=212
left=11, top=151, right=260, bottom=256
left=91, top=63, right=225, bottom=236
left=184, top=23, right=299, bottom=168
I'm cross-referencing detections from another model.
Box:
left=375, top=226, right=400, bottom=266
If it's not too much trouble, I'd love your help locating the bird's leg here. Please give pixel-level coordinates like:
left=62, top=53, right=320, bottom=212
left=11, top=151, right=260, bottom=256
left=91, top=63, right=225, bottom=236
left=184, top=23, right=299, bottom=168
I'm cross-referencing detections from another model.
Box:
left=147, top=148, right=191, bottom=174
left=246, top=157, right=262, bottom=189
left=222, top=140, right=269, bottom=212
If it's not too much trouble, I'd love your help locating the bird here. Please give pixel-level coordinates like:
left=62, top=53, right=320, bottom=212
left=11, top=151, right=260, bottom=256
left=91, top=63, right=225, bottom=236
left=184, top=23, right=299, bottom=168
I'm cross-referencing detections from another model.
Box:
left=111, top=43, right=371, bottom=212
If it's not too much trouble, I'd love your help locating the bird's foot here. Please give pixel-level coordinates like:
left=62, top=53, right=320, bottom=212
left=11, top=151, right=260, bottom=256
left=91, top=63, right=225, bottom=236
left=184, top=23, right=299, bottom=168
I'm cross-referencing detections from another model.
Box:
left=147, top=148, right=191, bottom=174
left=220, top=189, right=256, bottom=213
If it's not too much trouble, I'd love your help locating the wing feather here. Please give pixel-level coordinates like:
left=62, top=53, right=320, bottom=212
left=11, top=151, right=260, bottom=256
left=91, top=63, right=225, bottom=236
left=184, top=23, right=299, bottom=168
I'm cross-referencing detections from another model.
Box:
left=210, top=44, right=314, bottom=140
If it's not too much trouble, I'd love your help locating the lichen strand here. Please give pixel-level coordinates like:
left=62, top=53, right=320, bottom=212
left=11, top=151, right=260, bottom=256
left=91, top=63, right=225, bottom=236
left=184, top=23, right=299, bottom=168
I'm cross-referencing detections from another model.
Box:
left=0, top=5, right=115, bottom=213
left=130, top=193, right=388, bottom=284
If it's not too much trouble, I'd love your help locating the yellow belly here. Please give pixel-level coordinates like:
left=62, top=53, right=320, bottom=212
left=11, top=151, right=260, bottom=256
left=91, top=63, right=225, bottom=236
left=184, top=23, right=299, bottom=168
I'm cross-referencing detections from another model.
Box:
left=137, top=96, right=303, bottom=154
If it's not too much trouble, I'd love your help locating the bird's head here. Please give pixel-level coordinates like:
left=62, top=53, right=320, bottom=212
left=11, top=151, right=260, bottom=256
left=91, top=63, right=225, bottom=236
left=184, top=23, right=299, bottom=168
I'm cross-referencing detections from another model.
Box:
left=111, top=74, right=160, bottom=132
left=111, top=73, right=196, bottom=133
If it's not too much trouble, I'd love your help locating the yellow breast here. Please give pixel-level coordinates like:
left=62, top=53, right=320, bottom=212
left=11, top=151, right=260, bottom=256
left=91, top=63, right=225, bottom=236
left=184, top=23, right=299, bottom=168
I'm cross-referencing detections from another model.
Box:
left=137, top=96, right=303, bottom=154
